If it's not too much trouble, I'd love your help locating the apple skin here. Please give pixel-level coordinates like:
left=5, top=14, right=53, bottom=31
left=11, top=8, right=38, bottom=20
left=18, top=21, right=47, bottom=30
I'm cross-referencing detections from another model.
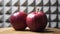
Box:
left=26, top=12, right=47, bottom=31
left=10, top=12, right=27, bottom=30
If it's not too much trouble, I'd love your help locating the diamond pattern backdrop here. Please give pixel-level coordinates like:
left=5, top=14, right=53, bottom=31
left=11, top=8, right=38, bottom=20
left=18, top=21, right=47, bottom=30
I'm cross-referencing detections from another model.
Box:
left=0, top=0, right=60, bottom=28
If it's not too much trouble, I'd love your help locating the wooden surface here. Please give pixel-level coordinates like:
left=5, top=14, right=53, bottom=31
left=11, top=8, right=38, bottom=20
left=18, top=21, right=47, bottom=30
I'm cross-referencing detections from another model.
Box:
left=0, top=27, right=60, bottom=34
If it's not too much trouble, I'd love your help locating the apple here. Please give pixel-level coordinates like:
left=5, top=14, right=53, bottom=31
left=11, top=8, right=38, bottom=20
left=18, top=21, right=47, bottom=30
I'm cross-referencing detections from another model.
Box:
left=26, top=11, right=47, bottom=31
left=10, top=12, right=27, bottom=30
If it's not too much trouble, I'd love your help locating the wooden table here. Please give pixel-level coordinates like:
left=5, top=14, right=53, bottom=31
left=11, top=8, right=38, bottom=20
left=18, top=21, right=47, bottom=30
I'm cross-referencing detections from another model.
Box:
left=0, top=27, right=60, bottom=34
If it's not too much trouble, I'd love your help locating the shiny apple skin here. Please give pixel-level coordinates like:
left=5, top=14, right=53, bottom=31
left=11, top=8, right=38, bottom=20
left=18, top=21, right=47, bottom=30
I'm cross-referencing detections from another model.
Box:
left=26, top=12, right=47, bottom=31
left=10, top=12, right=27, bottom=30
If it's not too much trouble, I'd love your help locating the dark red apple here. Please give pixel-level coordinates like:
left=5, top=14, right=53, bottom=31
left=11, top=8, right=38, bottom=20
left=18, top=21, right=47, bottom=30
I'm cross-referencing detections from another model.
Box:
left=26, top=11, right=47, bottom=31
left=10, top=12, right=27, bottom=30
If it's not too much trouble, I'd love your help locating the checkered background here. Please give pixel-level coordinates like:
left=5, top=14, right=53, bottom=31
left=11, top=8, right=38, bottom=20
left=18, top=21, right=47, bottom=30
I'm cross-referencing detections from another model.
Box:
left=0, top=0, right=60, bottom=28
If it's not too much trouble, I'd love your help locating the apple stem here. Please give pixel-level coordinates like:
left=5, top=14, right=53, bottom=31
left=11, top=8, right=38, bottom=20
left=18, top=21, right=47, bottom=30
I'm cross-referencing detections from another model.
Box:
left=36, top=8, right=40, bottom=13
left=35, top=8, right=38, bottom=13
left=35, top=7, right=37, bottom=13
left=18, top=0, right=20, bottom=11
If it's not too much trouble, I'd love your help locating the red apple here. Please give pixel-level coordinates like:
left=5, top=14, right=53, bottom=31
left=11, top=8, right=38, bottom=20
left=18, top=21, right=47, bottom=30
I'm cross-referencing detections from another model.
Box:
left=10, top=12, right=27, bottom=30
left=26, top=11, right=47, bottom=31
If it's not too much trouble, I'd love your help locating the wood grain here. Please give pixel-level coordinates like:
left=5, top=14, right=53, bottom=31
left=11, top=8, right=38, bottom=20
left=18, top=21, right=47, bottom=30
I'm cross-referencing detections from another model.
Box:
left=0, top=27, right=60, bottom=34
